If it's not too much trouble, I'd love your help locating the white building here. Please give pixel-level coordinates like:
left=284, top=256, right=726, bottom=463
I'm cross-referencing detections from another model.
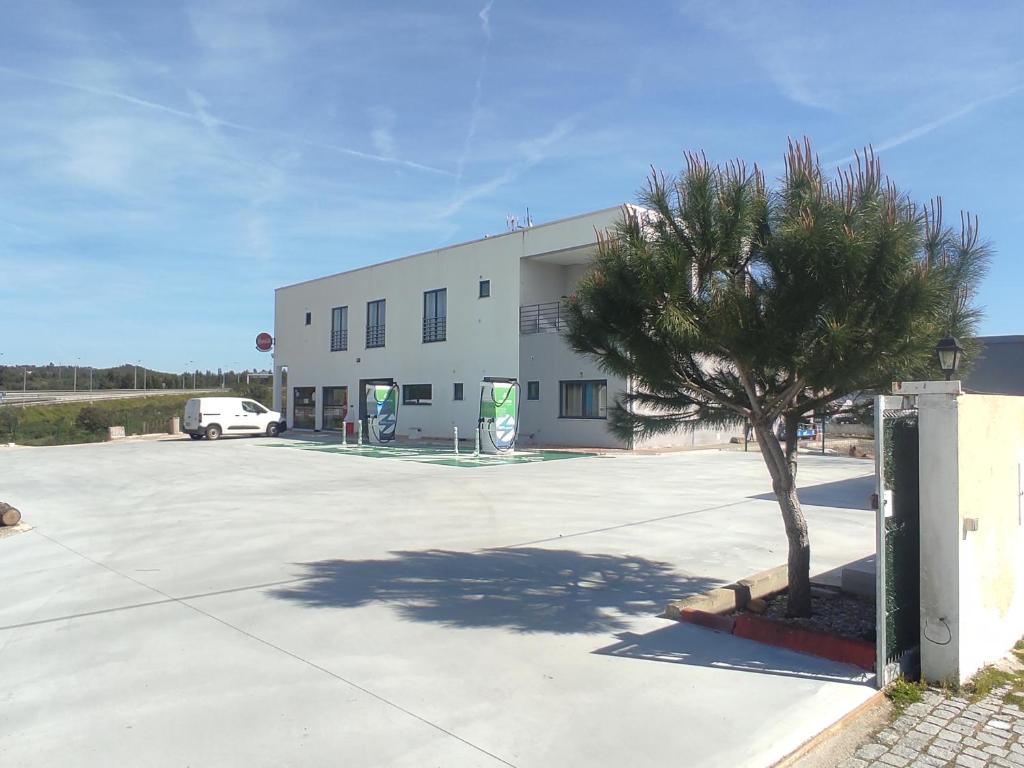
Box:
left=272, top=206, right=737, bottom=449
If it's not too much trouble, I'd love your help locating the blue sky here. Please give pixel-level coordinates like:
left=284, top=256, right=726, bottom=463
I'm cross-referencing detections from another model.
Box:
left=1, top=0, right=1022, bottom=373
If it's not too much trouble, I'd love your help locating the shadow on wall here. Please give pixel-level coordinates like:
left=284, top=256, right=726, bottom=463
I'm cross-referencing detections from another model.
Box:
left=594, top=622, right=872, bottom=685
left=751, top=475, right=875, bottom=510
left=270, top=547, right=721, bottom=635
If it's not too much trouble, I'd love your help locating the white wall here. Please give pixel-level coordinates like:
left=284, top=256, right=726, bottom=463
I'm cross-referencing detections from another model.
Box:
left=274, top=234, right=521, bottom=440
left=519, top=260, right=566, bottom=306
left=919, top=392, right=1024, bottom=684
left=519, top=331, right=626, bottom=449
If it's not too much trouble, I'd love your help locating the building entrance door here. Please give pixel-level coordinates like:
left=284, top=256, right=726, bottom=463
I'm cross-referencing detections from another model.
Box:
left=293, top=386, right=316, bottom=429
left=322, top=386, right=349, bottom=431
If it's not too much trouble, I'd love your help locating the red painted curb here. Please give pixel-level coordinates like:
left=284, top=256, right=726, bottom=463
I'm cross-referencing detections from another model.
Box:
left=677, top=608, right=736, bottom=634
left=733, top=614, right=875, bottom=671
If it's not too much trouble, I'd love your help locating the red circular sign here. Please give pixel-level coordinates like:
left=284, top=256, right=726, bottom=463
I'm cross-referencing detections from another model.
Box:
left=255, top=332, right=274, bottom=352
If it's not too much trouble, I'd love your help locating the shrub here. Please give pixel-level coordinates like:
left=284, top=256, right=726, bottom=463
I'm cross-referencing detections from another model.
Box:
left=75, top=406, right=114, bottom=434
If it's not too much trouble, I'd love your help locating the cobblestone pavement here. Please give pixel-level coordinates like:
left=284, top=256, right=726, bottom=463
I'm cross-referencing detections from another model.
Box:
left=842, top=687, right=1024, bottom=768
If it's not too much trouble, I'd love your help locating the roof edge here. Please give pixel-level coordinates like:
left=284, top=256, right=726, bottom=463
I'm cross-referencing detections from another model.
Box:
left=275, top=204, right=635, bottom=292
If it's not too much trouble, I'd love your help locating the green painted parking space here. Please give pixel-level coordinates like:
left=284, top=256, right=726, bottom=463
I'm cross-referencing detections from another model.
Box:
left=260, top=441, right=594, bottom=467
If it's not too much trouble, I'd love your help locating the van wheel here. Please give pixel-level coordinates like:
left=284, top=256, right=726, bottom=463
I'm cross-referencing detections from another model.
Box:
left=266, top=422, right=279, bottom=438
left=205, top=424, right=222, bottom=441
left=189, top=433, right=203, bottom=440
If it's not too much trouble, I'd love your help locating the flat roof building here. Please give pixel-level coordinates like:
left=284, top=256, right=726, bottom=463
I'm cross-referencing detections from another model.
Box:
left=272, top=206, right=737, bottom=449
left=963, top=335, right=1024, bottom=396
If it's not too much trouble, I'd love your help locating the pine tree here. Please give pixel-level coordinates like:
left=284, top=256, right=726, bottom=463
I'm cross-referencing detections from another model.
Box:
left=565, top=139, right=989, bottom=617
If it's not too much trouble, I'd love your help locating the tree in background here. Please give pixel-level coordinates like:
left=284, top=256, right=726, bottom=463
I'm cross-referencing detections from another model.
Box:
left=0, top=364, right=266, bottom=392
left=565, top=140, right=989, bottom=616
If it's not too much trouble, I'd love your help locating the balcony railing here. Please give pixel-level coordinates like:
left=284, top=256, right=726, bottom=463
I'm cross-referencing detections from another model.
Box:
left=366, top=323, right=385, bottom=348
left=422, top=316, right=447, bottom=343
left=519, top=301, right=566, bottom=335
left=330, top=329, right=348, bottom=351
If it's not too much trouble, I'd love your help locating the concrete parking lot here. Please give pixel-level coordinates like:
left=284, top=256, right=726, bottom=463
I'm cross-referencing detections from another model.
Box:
left=1, top=437, right=877, bottom=767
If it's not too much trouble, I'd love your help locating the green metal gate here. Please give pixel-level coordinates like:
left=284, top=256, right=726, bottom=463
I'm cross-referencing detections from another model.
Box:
left=875, top=395, right=921, bottom=685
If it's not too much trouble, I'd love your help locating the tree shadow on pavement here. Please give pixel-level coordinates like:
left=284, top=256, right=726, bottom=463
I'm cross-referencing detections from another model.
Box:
left=594, top=622, right=873, bottom=684
left=269, top=547, right=720, bottom=635
left=751, top=475, right=875, bottom=510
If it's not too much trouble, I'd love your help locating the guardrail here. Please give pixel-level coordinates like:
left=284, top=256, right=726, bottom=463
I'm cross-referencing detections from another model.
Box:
left=0, top=388, right=223, bottom=407
left=519, top=301, right=566, bottom=335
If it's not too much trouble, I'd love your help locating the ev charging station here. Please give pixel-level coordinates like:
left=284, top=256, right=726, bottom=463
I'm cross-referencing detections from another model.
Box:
left=478, top=377, right=520, bottom=454
left=365, top=383, right=399, bottom=444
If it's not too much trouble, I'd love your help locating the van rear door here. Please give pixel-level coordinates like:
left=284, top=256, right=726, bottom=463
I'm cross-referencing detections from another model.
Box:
left=184, top=399, right=201, bottom=431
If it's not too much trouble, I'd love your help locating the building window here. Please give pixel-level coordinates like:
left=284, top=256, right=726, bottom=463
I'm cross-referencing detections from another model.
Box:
left=403, top=383, right=432, bottom=405
left=330, top=306, right=348, bottom=351
left=479, top=279, right=490, bottom=298
left=366, top=299, right=386, bottom=348
left=423, top=288, right=447, bottom=343
left=559, top=380, right=607, bottom=419
left=527, top=381, right=540, bottom=400
left=453, top=382, right=464, bottom=401
left=305, top=311, right=312, bottom=326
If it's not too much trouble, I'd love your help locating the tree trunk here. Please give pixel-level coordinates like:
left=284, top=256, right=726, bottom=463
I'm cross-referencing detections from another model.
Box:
left=753, top=421, right=812, bottom=618
left=0, top=503, right=21, bottom=527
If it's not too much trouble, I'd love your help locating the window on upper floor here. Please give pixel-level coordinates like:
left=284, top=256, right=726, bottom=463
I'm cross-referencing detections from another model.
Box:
left=366, top=299, right=386, bottom=348
left=527, top=381, right=540, bottom=400
left=305, top=311, right=312, bottom=326
left=423, top=288, right=447, bottom=343
left=453, top=382, right=464, bottom=401
left=479, top=279, right=490, bottom=298
left=330, top=306, right=348, bottom=351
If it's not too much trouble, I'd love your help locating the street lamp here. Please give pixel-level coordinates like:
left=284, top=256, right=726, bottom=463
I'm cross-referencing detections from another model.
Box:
left=935, top=336, right=963, bottom=381
left=74, top=357, right=80, bottom=392
left=23, top=369, right=32, bottom=392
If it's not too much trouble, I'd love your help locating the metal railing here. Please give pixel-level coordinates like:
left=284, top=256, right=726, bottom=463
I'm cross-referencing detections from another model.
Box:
left=422, top=316, right=447, bottom=343
left=519, top=301, right=566, bottom=335
left=330, top=329, right=348, bottom=351
left=0, top=388, right=221, bottom=408
left=366, top=324, right=386, bottom=348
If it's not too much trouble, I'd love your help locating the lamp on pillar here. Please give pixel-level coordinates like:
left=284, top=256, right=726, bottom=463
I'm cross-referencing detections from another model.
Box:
left=935, top=335, right=963, bottom=381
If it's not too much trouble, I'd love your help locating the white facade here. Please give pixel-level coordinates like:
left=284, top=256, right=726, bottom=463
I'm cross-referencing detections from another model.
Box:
left=917, top=390, right=1024, bottom=684
left=273, top=206, right=737, bottom=449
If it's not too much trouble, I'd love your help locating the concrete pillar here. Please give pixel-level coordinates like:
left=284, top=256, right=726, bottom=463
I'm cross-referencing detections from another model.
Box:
left=314, top=385, right=322, bottom=431
left=916, top=386, right=1024, bottom=684
left=273, top=365, right=283, bottom=414
left=917, top=390, right=961, bottom=683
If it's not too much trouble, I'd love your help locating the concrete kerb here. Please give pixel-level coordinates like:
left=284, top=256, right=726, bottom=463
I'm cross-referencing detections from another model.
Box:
left=664, top=564, right=788, bottom=619
left=665, top=563, right=876, bottom=672
left=770, top=689, right=888, bottom=768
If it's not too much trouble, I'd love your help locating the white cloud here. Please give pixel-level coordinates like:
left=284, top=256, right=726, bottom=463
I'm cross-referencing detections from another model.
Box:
left=368, top=107, right=397, bottom=159
left=454, top=1, right=497, bottom=192
left=0, top=65, right=454, bottom=177
left=679, top=1, right=1024, bottom=115
left=440, top=117, right=575, bottom=218
left=824, top=83, right=1024, bottom=169
left=479, top=1, right=494, bottom=40
left=186, top=89, right=222, bottom=132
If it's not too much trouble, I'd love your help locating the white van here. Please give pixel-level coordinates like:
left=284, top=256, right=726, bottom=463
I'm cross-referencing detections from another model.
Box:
left=183, top=397, right=286, bottom=441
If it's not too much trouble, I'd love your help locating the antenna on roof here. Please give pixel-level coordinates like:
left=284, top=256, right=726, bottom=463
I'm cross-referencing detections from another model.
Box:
left=505, top=208, right=534, bottom=232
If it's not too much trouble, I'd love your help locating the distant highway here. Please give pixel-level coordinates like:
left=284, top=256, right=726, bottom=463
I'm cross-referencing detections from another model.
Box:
left=0, top=388, right=224, bottom=407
